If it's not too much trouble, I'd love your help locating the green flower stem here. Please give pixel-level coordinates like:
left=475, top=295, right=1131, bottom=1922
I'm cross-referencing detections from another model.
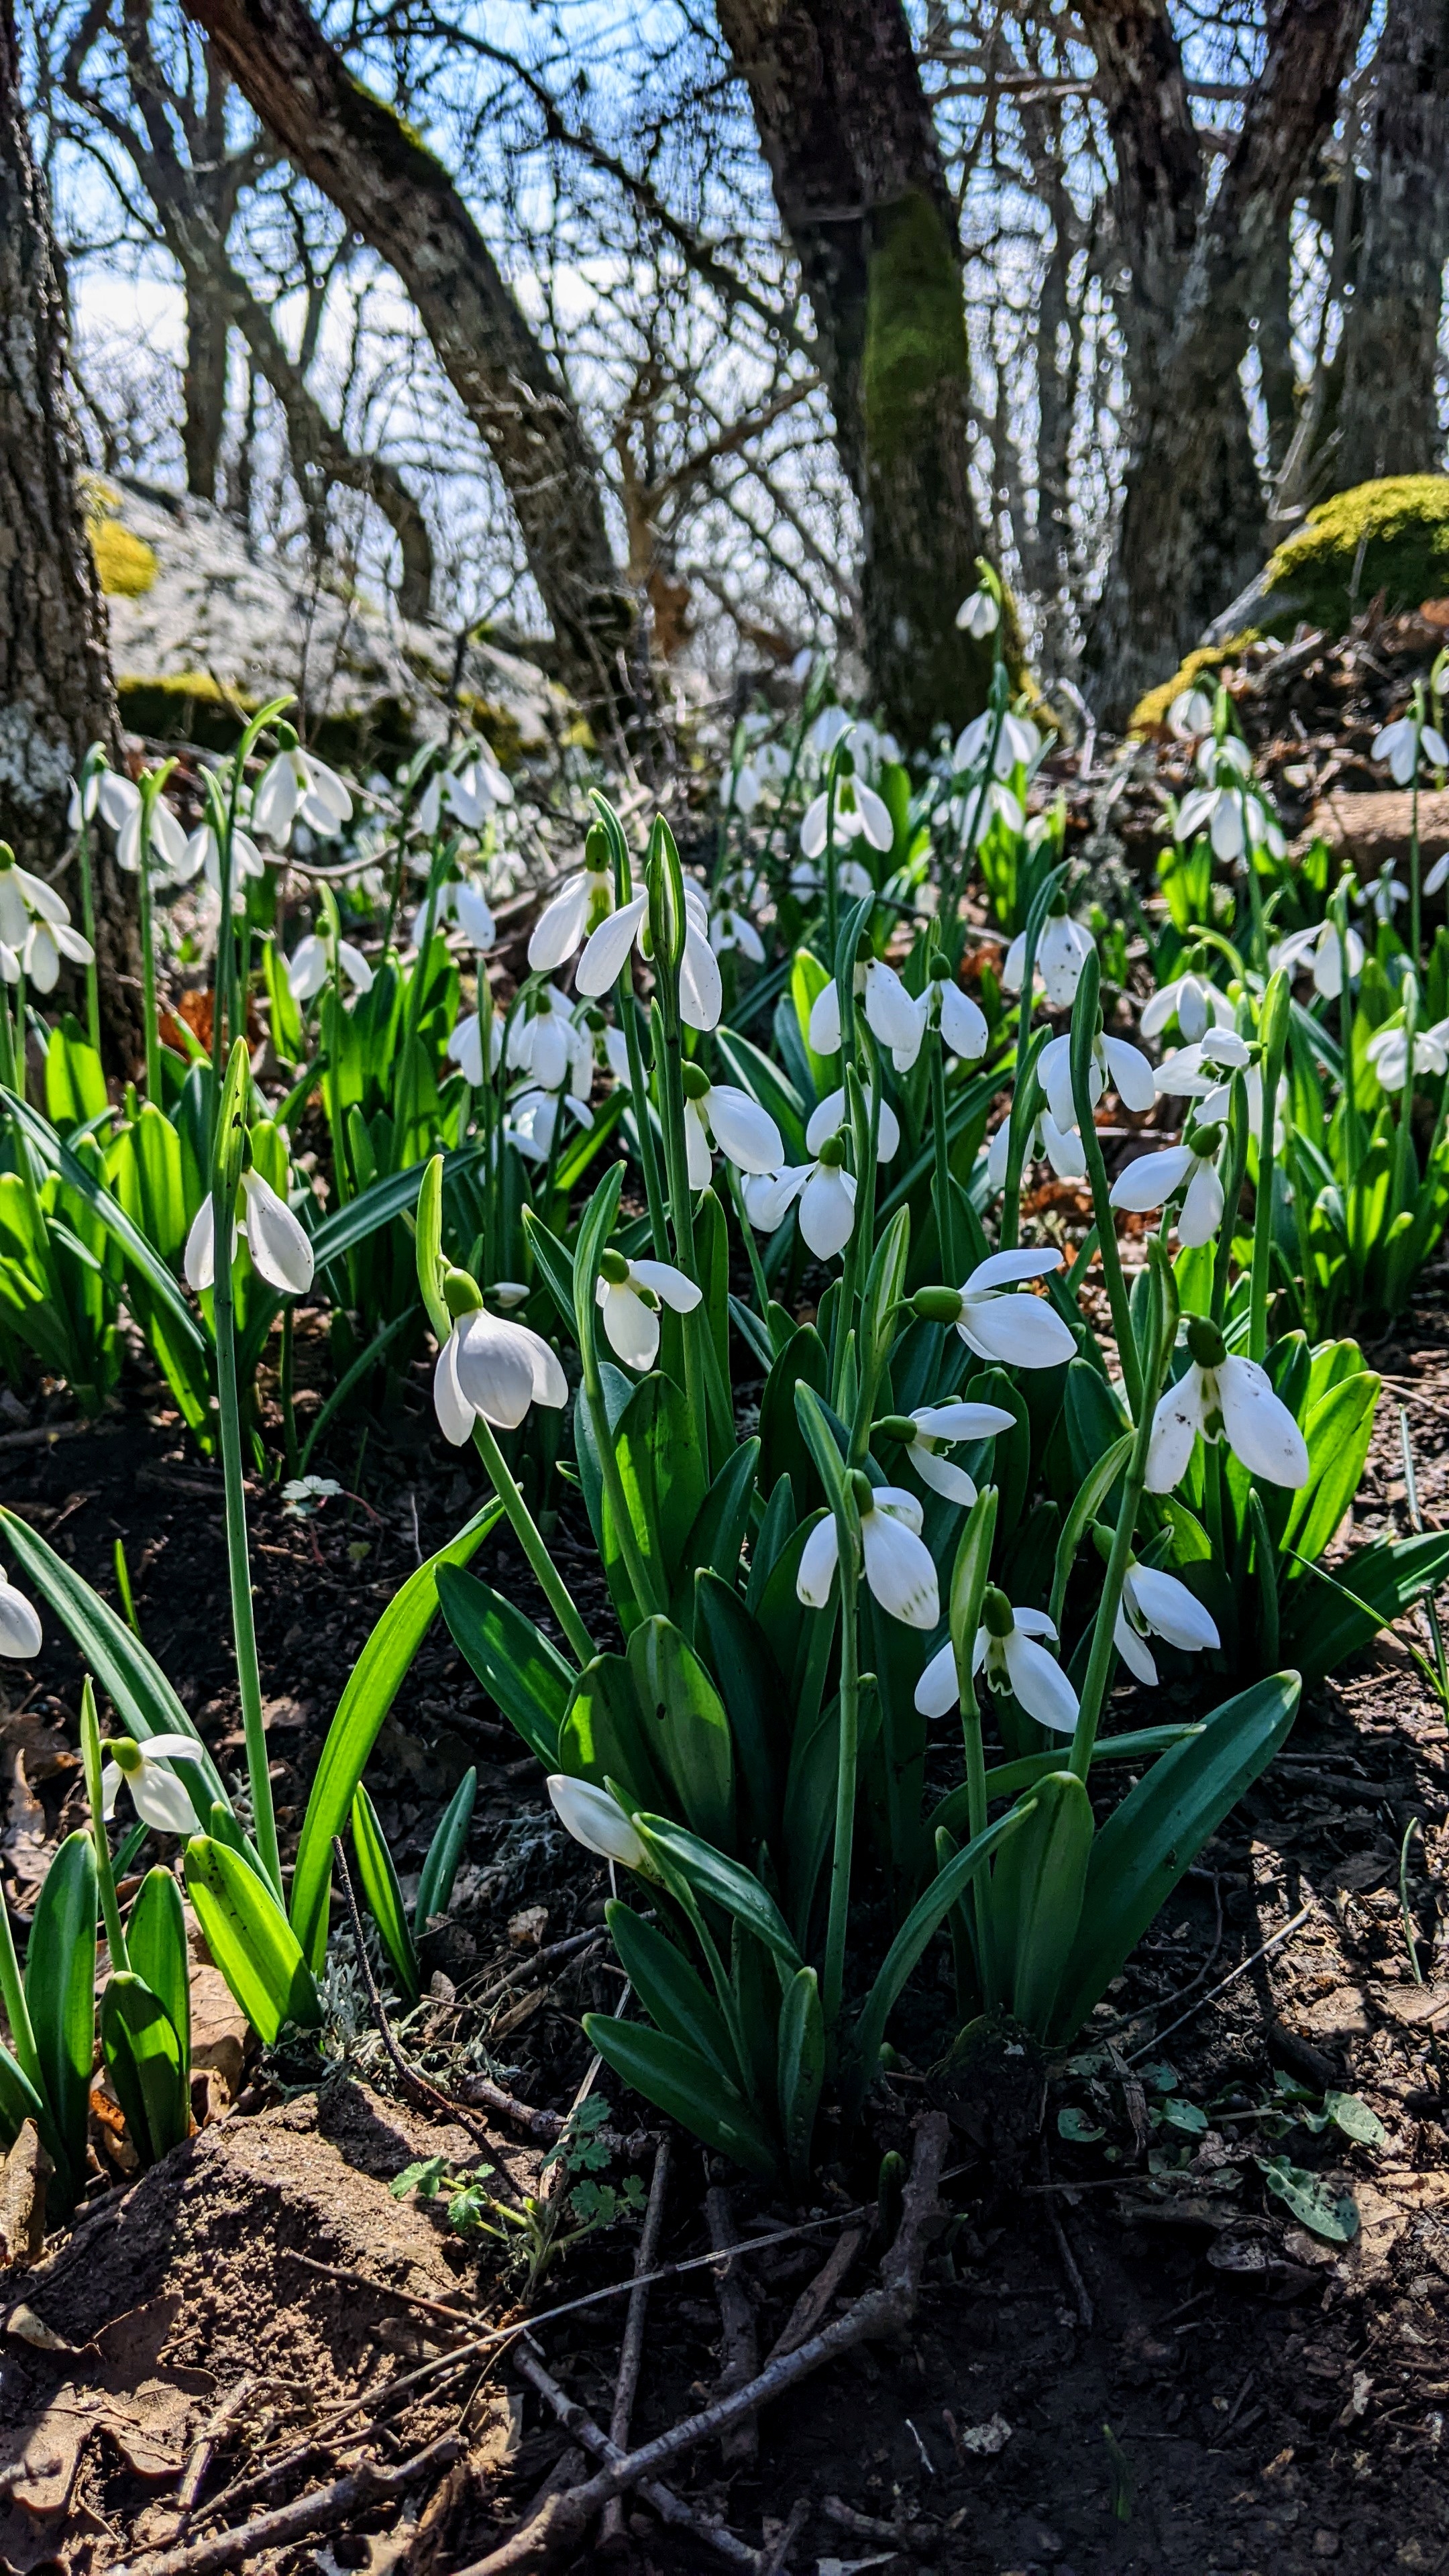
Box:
left=136, top=795, right=162, bottom=1106
left=822, top=754, right=841, bottom=964
left=79, top=1677, right=129, bottom=1972
left=1069, top=1257, right=1174, bottom=1781
left=822, top=1530, right=861, bottom=2039
left=624, top=990, right=670, bottom=1260
left=468, top=1412, right=595, bottom=1666
left=1211, top=1071, right=1250, bottom=1328
left=75, top=802, right=101, bottom=1059
left=1000, top=863, right=1067, bottom=1250
left=928, top=1022, right=959, bottom=1282
left=10, top=964, right=23, bottom=1106
left=0, top=975, right=16, bottom=1095
left=944, top=689, right=1008, bottom=933
left=1069, top=951, right=1141, bottom=1417
left=0, top=1862, right=42, bottom=2098
left=726, top=1160, right=771, bottom=1317
left=650, top=991, right=712, bottom=1474
left=212, top=1053, right=282, bottom=1902
left=280, top=1301, right=300, bottom=1481
left=1248, top=971, right=1290, bottom=1365
left=1391, top=975, right=1420, bottom=1221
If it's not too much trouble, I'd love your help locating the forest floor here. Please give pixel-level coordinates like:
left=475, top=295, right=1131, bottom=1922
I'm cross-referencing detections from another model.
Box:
left=4, top=1286, right=1449, bottom=2576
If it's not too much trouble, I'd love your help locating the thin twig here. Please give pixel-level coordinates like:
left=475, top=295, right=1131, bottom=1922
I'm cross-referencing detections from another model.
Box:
left=600, top=2135, right=671, bottom=2546
left=1126, top=1904, right=1316, bottom=2059
left=111, top=2433, right=462, bottom=2576
left=175, top=2375, right=256, bottom=2521
left=706, top=2182, right=759, bottom=2467
left=513, top=2345, right=758, bottom=2571
left=762, top=2227, right=864, bottom=2367
left=1039, top=2139, right=1093, bottom=2328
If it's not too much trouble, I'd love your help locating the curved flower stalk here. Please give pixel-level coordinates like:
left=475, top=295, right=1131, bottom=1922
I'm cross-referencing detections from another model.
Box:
left=596, top=1250, right=702, bottom=1368
left=1003, top=898, right=1093, bottom=1008
left=797, top=1481, right=939, bottom=1630
left=879, top=1401, right=1015, bottom=1505
left=916, top=1589, right=1077, bottom=1733
left=743, top=1138, right=857, bottom=1258
left=0, top=1561, right=41, bottom=1658
left=576, top=875, right=722, bottom=1033
left=1269, top=917, right=1363, bottom=1000
left=0, top=850, right=94, bottom=994
left=1113, top=1558, right=1220, bottom=1684
left=1146, top=1317, right=1309, bottom=1493
left=251, top=735, right=354, bottom=844
left=680, top=1065, right=784, bottom=1187
left=288, top=931, right=374, bottom=1002
left=433, top=1283, right=568, bottom=1442
left=184, top=1167, right=315, bottom=1297
left=100, top=1733, right=201, bottom=1835
left=1110, top=1119, right=1228, bottom=1246
left=1140, top=959, right=1236, bottom=1041
left=917, top=1248, right=1076, bottom=1368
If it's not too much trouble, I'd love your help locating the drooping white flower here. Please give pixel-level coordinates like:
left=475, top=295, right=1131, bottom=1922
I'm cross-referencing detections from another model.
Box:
left=956, top=588, right=1000, bottom=639
left=507, top=985, right=583, bottom=1092
left=1110, top=1122, right=1226, bottom=1246
left=191, top=823, right=264, bottom=910
left=596, top=1251, right=702, bottom=1370
left=952, top=709, right=1041, bottom=778
left=1003, top=907, right=1093, bottom=1010
left=287, top=933, right=374, bottom=1002
left=808, top=957, right=919, bottom=1065
left=184, top=1170, right=315, bottom=1297
left=437, top=879, right=496, bottom=950
left=681, top=1073, right=784, bottom=1189
left=1039, top=1028, right=1157, bottom=1137
left=101, top=1733, right=203, bottom=1836
left=951, top=777, right=1026, bottom=847
left=547, top=1774, right=649, bottom=1869
left=915, top=1591, right=1077, bottom=1733
left=1268, top=919, right=1363, bottom=1001
left=1146, top=1320, right=1309, bottom=1493
left=446, top=1006, right=505, bottom=1087
left=798, top=775, right=895, bottom=861
left=1365, top=1015, right=1449, bottom=1092
left=445, top=745, right=515, bottom=826
left=1175, top=782, right=1247, bottom=861
left=251, top=745, right=353, bottom=844
left=806, top=1085, right=900, bottom=1162
left=575, top=881, right=722, bottom=1032
left=506, top=1081, right=594, bottom=1162
left=985, top=1106, right=1085, bottom=1193
left=939, top=1247, right=1074, bottom=1368
left=790, top=853, right=875, bottom=906
left=1140, top=968, right=1235, bottom=1042
left=1114, top=1561, right=1221, bottom=1686
left=0, top=855, right=94, bottom=993
left=709, top=906, right=765, bottom=962
left=529, top=853, right=618, bottom=973
left=433, top=1301, right=568, bottom=1442
left=1356, top=867, right=1408, bottom=926
left=1167, top=688, right=1214, bottom=741
left=798, top=1484, right=939, bottom=1629
left=0, top=1562, right=42, bottom=1658
left=1152, top=1026, right=1251, bottom=1110
left=810, top=705, right=853, bottom=757
left=1374, top=715, right=1449, bottom=786
left=742, top=1151, right=857, bottom=1259
left=891, top=1401, right=1015, bottom=1506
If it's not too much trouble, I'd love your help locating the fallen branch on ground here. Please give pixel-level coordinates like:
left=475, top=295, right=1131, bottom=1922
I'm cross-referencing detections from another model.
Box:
left=600, top=2134, right=670, bottom=2546
left=513, top=2343, right=759, bottom=2570
left=111, top=2434, right=463, bottom=2576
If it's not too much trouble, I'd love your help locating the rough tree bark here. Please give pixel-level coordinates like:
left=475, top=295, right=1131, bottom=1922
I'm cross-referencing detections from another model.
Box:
left=1081, top=0, right=1368, bottom=725
left=1332, top=0, right=1449, bottom=489
left=180, top=0, right=640, bottom=724
left=178, top=45, right=231, bottom=500
left=715, top=0, right=993, bottom=745
left=0, top=0, right=141, bottom=1059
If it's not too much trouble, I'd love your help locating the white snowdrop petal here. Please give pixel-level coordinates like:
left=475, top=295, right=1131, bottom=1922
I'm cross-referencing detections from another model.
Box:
left=1110, top=1145, right=1195, bottom=1213
left=600, top=1280, right=661, bottom=1370
left=706, top=1084, right=784, bottom=1175
left=631, top=1258, right=703, bottom=1315
left=0, top=1580, right=42, bottom=1658
left=939, top=983, right=987, bottom=1060
left=547, top=1776, right=647, bottom=1868
left=798, top=1165, right=857, bottom=1258
left=1128, top=1566, right=1221, bottom=1654
left=861, top=1508, right=939, bottom=1629
left=455, top=1313, right=538, bottom=1430
left=912, top=1448, right=977, bottom=1505
left=576, top=895, right=647, bottom=997
left=912, top=1401, right=1015, bottom=1442
left=679, top=928, right=724, bottom=1032
left=1178, top=1159, right=1225, bottom=1248
left=241, top=1173, right=315, bottom=1295
left=965, top=1247, right=1065, bottom=1295
left=796, top=1513, right=841, bottom=1608
left=132, top=1760, right=202, bottom=1837
left=1114, top=1607, right=1160, bottom=1686
left=1104, top=1035, right=1159, bottom=1114
left=1217, top=1355, right=1309, bottom=1488
left=1145, top=1371, right=1205, bottom=1493
left=528, top=874, right=590, bottom=972
left=433, top=1333, right=476, bottom=1446
left=1003, top=1630, right=1079, bottom=1732
left=183, top=1197, right=217, bottom=1293
left=914, top=1639, right=961, bottom=1718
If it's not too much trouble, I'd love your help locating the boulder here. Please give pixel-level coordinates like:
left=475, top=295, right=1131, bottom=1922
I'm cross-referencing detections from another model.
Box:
left=1203, top=475, right=1449, bottom=650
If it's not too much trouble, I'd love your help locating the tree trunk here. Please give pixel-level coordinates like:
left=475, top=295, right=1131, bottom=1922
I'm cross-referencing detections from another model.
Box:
left=0, top=0, right=140, bottom=1061
left=181, top=264, right=229, bottom=502
left=1081, top=0, right=1367, bottom=724
left=180, top=0, right=641, bottom=726
left=1332, top=0, right=1449, bottom=489
left=716, top=0, right=993, bottom=745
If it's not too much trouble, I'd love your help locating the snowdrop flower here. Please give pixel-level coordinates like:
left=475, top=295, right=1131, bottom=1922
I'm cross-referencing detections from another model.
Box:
left=742, top=1142, right=857, bottom=1258
left=1110, top=1120, right=1227, bottom=1246
left=807, top=1085, right=900, bottom=1162
left=798, top=1481, right=939, bottom=1630
left=809, top=706, right=854, bottom=757
left=445, top=746, right=514, bottom=826
left=723, top=759, right=763, bottom=815
left=436, top=879, right=496, bottom=950
left=576, top=879, right=722, bottom=1033
left=905, top=964, right=989, bottom=1072
left=885, top=1401, right=1016, bottom=1507
left=1374, top=714, right=1449, bottom=786
left=100, top=1733, right=203, bottom=1837
left=1146, top=1318, right=1309, bottom=1493
left=985, top=1107, right=1085, bottom=1193
left=547, top=1776, right=649, bottom=1870
left=1269, top=918, right=1363, bottom=1001
left=791, top=852, right=875, bottom=905
left=916, top=1589, right=1077, bottom=1733
left=1424, top=847, right=1449, bottom=898
left=192, top=824, right=264, bottom=910
left=709, top=904, right=765, bottom=963
left=433, top=1286, right=567, bottom=1441
left=680, top=1066, right=784, bottom=1188
left=798, top=773, right=894, bottom=861
left=1039, top=1028, right=1157, bottom=1136
left=953, top=709, right=1041, bottom=777
left=1167, top=688, right=1214, bottom=741
left=1140, top=964, right=1235, bottom=1042
left=446, top=1006, right=504, bottom=1087
left=596, top=1250, right=702, bottom=1369
left=93, top=771, right=184, bottom=881
left=956, top=588, right=1000, bottom=640
left=1365, top=1016, right=1449, bottom=1091
left=506, top=1079, right=594, bottom=1162
left=287, top=933, right=374, bottom=1002
left=1357, top=868, right=1407, bottom=926
left=808, top=957, right=920, bottom=1063
left=184, top=1170, right=315, bottom=1297
left=0, top=855, right=94, bottom=994
left=529, top=845, right=617, bottom=973
left=0, top=1562, right=41, bottom=1658
left=1003, top=904, right=1093, bottom=1010
left=951, top=777, right=1026, bottom=847
left=928, top=1248, right=1076, bottom=1370
left=251, top=743, right=353, bottom=844
left=1114, top=1560, right=1220, bottom=1686
left=507, top=985, right=582, bottom=1092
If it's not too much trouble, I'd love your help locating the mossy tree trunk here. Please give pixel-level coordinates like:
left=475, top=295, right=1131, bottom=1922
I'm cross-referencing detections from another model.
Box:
left=1080, top=0, right=1367, bottom=728
left=0, top=0, right=142, bottom=1062
left=180, top=0, right=643, bottom=730
left=716, top=0, right=993, bottom=745
left=1332, top=0, right=1449, bottom=491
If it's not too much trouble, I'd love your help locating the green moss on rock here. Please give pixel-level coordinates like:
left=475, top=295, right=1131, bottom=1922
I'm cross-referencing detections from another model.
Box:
left=1263, top=476, right=1449, bottom=635
left=1129, top=631, right=1260, bottom=736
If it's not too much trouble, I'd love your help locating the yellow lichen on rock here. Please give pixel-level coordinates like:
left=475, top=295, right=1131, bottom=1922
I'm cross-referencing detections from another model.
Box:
left=1129, top=632, right=1259, bottom=737
left=85, top=482, right=160, bottom=598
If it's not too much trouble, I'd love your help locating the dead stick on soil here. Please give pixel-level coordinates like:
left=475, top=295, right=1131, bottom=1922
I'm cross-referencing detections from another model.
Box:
left=600, top=2135, right=672, bottom=2547
left=757, top=2497, right=812, bottom=2576
left=449, top=2112, right=949, bottom=2576
left=706, top=2181, right=759, bottom=2468
left=1125, top=1903, right=1315, bottom=2060
left=762, top=2226, right=863, bottom=2368
left=1039, top=2139, right=1093, bottom=2328
left=111, top=2434, right=463, bottom=2576
left=176, top=2375, right=256, bottom=2521
left=513, top=2345, right=759, bottom=2571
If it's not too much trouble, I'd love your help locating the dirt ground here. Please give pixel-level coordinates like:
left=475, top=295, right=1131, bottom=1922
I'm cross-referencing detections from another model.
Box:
left=4, top=1291, right=1449, bottom=2575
